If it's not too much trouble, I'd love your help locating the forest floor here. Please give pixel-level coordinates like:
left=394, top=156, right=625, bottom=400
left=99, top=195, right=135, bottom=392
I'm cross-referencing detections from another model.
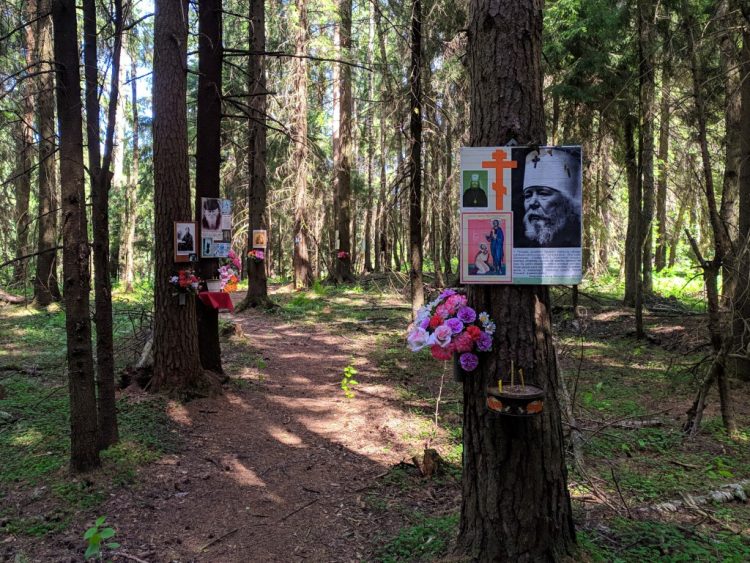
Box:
left=1, top=274, right=750, bottom=562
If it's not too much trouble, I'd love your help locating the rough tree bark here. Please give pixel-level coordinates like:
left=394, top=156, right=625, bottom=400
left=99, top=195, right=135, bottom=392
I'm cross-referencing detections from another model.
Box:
left=120, top=57, right=139, bottom=293
left=83, top=0, right=122, bottom=450
left=732, top=8, right=750, bottom=379
left=442, top=120, right=453, bottom=278
left=195, top=0, right=223, bottom=373
left=12, top=0, right=35, bottom=287
left=34, top=0, right=61, bottom=306
left=655, top=49, right=670, bottom=272
left=53, top=0, right=100, bottom=472
left=151, top=0, right=208, bottom=394
left=238, top=0, right=273, bottom=309
left=457, top=1, right=575, bottom=559
left=332, top=0, right=355, bottom=283
left=681, top=0, right=736, bottom=436
left=639, top=0, right=657, bottom=295
left=408, top=0, right=424, bottom=318
left=292, top=0, right=313, bottom=289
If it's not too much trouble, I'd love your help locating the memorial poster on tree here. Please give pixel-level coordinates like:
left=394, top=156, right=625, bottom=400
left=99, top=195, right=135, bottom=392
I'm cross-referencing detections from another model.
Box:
left=459, top=146, right=583, bottom=285
left=200, top=198, right=233, bottom=258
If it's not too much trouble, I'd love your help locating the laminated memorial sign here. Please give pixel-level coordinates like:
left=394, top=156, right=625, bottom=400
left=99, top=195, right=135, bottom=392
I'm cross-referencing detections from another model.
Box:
left=460, top=146, right=582, bottom=285
left=200, top=198, right=233, bottom=258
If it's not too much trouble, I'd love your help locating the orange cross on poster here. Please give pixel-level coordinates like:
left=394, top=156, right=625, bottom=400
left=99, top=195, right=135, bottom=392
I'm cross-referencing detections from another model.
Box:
left=481, top=149, right=517, bottom=210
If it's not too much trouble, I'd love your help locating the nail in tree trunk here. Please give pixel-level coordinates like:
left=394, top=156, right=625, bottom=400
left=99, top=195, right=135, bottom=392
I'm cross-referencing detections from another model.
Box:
left=408, top=0, right=424, bottom=318
left=34, top=0, right=61, bottom=306
left=195, top=0, right=223, bottom=373
left=239, top=0, right=273, bottom=308
left=292, top=0, right=313, bottom=289
left=457, top=0, right=575, bottom=558
left=152, top=0, right=206, bottom=393
left=53, top=0, right=100, bottom=472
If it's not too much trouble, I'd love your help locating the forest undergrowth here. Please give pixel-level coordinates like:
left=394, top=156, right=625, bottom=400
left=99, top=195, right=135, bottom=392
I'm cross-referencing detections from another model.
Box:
left=1, top=272, right=749, bottom=561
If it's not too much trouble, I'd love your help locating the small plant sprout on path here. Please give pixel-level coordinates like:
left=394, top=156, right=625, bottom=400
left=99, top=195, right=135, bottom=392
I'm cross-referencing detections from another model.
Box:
left=83, top=516, right=119, bottom=560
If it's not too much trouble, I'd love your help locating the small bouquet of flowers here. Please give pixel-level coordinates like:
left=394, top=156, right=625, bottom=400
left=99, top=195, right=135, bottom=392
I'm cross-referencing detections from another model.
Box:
left=406, top=289, right=495, bottom=372
left=247, top=249, right=265, bottom=263
left=218, top=250, right=241, bottom=292
left=337, top=250, right=350, bottom=260
left=169, top=269, right=200, bottom=295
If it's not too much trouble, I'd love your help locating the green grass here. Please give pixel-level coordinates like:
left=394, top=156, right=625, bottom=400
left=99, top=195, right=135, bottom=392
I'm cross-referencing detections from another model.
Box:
left=377, top=512, right=458, bottom=562
left=0, top=293, right=181, bottom=538
left=579, top=518, right=750, bottom=562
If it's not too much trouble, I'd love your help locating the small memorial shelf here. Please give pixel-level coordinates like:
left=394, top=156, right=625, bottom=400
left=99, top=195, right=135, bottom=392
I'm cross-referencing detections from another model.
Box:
left=486, top=361, right=544, bottom=417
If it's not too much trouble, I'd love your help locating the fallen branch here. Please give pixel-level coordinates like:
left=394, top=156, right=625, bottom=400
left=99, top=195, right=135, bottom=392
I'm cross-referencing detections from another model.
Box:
left=277, top=499, right=318, bottom=523
left=199, top=528, right=239, bottom=552
left=642, top=479, right=750, bottom=514
left=115, top=552, right=151, bottom=563
left=0, top=288, right=25, bottom=304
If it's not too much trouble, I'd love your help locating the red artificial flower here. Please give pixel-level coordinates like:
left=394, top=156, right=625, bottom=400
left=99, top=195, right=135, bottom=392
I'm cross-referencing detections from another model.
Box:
left=454, top=332, right=474, bottom=353
left=466, top=325, right=482, bottom=341
left=429, top=314, right=443, bottom=329
left=430, top=344, right=452, bottom=361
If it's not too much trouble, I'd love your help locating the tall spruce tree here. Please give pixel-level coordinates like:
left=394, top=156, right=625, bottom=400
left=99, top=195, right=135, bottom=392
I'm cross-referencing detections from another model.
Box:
left=457, top=0, right=575, bottom=559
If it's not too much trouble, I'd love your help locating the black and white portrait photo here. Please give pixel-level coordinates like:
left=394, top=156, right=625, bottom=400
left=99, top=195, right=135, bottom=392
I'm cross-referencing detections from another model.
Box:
left=512, top=147, right=582, bottom=248
left=174, top=221, right=197, bottom=262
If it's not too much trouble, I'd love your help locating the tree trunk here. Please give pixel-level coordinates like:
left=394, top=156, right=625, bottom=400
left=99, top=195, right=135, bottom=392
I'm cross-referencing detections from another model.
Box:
left=655, top=52, right=670, bottom=272
left=332, top=0, right=355, bottom=283
left=639, top=0, right=657, bottom=295
left=34, top=0, right=61, bottom=306
left=292, top=0, right=313, bottom=289
left=409, top=0, right=424, bottom=318
left=195, top=0, right=223, bottom=373
left=732, top=18, right=750, bottom=379
left=442, top=122, right=453, bottom=277
left=718, top=0, right=741, bottom=304
left=240, top=0, right=273, bottom=308
left=152, top=0, right=206, bottom=394
left=53, top=0, right=100, bottom=472
left=12, top=0, right=35, bottom=287
left=623, top=112, right=640, bottom=311
left=364, top=4, right=375, bottom=274
left=682, top=0, right=737, bottom=435
left=458, top=1, right=575, bottom=559
left=83, top=0, right=123, bottom=449
left=121, top=57, right=139, bottom=293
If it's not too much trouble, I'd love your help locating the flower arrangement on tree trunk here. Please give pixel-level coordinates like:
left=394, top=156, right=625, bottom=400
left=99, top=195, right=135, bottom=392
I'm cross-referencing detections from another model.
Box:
left=247, top=249, right=265, bottom=263
left=337, top=250, right=350, bottom=260
left=406, top=289, right=495, bottom=371
left=169, top=269, right=201, bottom=295
left=218, top=250, right=241, bottom=292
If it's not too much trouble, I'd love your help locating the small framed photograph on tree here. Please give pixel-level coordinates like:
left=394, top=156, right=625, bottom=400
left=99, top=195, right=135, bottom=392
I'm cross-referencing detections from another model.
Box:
left=174, top=221, right=197, bottom=263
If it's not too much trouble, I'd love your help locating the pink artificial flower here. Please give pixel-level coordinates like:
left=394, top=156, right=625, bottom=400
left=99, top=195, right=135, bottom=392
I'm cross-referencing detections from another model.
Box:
left=435, top=304, right=450, bottom=319
left=453, top=332, right=474, bottom=353
left=433, top=325, right=453, bottom=348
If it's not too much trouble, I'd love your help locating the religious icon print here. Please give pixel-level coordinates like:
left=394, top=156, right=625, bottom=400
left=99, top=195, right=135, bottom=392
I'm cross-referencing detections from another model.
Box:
left=460, top=212, right=513, bottom=284
left=252, top=229, right=268, bottom=249
left=461, top=170, right=489, bottom=208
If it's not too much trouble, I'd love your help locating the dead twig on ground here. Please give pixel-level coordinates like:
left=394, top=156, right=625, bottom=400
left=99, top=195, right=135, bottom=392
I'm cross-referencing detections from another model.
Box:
left=199, top=528, right=239, bottom=552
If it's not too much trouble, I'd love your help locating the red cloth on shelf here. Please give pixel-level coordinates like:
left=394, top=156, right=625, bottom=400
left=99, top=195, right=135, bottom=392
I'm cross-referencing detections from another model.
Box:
left=197, top=291, right=234, bottom=312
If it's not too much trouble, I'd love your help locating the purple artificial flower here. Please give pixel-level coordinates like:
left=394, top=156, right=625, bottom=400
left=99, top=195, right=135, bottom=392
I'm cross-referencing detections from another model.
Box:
left=459, top=352, right=479, bottom=372
left=457, top=306, right=477, bottom=324
left=445, top=318, right=464, bottom=334
left=439, top=288, right=457, bottom=301
left=476, top=331, right=493, bottom=352
left=419, top=316, right=431, bottom=330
